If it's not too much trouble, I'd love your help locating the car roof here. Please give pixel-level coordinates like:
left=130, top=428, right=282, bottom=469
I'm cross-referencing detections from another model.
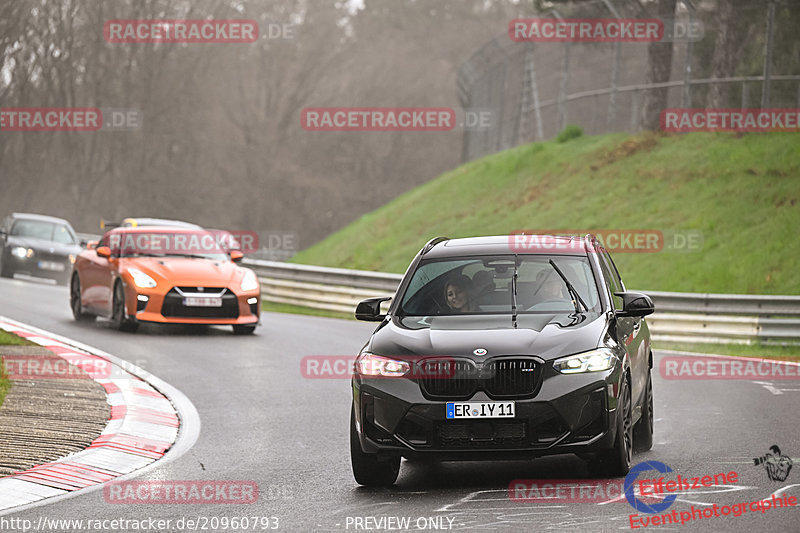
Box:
left=422, top=234, right=595, bottom=258
left=107, top=225, right=209, bottom=233
left=9, top=212, right=73, bottom=225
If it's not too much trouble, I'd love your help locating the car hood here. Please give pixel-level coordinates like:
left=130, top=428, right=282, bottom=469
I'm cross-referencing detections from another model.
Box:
left=121, top=257, right=244, bottom=287
left=6, top=236, right=81, bottom=255
left=369, top=312, right=607, bottom=362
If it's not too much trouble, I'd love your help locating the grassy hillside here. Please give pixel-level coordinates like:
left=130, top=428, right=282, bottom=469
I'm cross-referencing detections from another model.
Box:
left=293, top=132, right=800, bottom=295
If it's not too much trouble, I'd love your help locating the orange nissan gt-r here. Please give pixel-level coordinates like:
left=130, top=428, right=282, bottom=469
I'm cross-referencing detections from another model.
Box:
left=70, top=226, right=260, bottom=334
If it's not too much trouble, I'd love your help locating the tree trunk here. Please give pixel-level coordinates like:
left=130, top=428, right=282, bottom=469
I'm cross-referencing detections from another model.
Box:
left=708, top=0, right=745, bottom=108
left=640, top=0, right=677, bottom=131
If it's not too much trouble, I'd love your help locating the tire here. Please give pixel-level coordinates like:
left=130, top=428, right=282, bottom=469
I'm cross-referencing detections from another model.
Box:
left=232, top=324, right=257, bottom=335
left=70, top=274, right=96, bottom=322
left=112, top=282, right=138, bottom=333
left=633, top=370, right=654, bottom=452
left=350, top=407, right=400, bottom=487
left=589, top=376, right=632, bottom=477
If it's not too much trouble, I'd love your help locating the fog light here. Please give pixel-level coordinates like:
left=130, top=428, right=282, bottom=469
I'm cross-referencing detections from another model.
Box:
left=247, top=297, right=258, bottom=304
left=137, top=295, right=149, bottom=302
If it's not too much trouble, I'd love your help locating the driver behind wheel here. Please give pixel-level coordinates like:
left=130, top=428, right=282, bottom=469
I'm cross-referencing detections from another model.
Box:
left=444, top=274, right=477, bottom=313
left=526, top=268, right=573, bottom=312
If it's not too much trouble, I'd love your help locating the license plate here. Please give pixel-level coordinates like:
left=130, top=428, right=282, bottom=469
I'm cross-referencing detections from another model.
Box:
left=38, top=261, right=65, bottom=272
left=183, top=296, right=222, bottom=307
left=446, top=401, right=515, bottom=419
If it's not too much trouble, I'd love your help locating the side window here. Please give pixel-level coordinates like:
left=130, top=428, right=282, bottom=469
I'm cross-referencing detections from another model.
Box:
left=598, top=251, right=623, bottom=310
left=605, top=250, right=626, bottom=291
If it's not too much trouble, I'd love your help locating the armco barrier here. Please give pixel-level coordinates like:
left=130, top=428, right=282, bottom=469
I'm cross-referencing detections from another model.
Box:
left=243, top=258, right=800, bottom=346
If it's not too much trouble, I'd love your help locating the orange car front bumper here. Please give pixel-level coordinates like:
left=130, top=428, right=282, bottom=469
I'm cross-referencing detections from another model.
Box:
left=124, top=283, right=260, bottom=325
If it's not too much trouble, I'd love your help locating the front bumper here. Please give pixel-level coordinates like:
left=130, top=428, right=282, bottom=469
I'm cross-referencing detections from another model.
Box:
left=123, top=283, right=260, bottom=325
left=352, top=363, right=623, bottom=460
left=4, top=253, right=72, bottom=281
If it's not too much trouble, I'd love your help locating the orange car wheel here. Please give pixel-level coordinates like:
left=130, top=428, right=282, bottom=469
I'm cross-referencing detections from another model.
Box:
left=70, top=273, right=96, bottom=322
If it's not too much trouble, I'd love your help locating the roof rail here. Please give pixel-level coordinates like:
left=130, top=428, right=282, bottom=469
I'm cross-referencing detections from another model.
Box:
left=584, top=233, right=601, bottom=251
left=421, top=236, right=450, bottom=255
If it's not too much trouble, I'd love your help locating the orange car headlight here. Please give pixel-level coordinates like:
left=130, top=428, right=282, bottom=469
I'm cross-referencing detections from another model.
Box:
left=240, top=269, right=259, bottom=292
left=128, top=268, right=157, bottom=288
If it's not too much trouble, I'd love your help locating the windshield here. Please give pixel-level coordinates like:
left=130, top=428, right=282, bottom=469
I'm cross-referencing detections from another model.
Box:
left=11, top=220, right=76, bottom=244
left=107, top=230, right=230, bottom=261
left=399, top=255, right=600, bottom=316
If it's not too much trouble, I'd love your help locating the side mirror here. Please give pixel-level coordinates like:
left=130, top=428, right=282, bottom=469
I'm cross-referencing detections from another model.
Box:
left=615, top=292, right=655, bottom=318
left=96, top=246, right=111, bottom=259
left=355, top=296, right=391, bottom=321
left=230, top=250, right=244, bottom=263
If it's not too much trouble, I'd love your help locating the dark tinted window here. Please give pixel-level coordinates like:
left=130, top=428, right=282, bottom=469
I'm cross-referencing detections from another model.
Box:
left=399, top=255, right=600, bottom=316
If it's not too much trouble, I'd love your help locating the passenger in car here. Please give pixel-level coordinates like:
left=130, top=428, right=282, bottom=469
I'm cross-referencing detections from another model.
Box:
left=471, top=270, right=495, bottom=299
left=444, top=274, right=477, bottom=312
left=536, top=269, right=566, bottom=301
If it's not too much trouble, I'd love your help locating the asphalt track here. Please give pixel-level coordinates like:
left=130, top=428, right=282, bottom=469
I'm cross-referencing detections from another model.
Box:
left=0, top=277, right=798, bottom=532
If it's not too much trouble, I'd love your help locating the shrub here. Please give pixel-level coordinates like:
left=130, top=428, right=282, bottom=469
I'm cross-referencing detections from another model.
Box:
left=556, top=124, right=583, bottom=143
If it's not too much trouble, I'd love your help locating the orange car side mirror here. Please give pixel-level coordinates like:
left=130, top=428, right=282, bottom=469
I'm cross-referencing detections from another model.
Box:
left=96, top=246, right=111, bottom=258
left=230, top=250, right=244, bottom=263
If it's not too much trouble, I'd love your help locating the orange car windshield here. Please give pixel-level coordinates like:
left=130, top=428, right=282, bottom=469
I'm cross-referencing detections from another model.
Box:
left=108, top=231, right=230, bottom=261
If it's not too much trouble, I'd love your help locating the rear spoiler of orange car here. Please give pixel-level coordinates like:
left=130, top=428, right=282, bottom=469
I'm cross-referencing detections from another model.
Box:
left=100, top=218, right=137, bottom=230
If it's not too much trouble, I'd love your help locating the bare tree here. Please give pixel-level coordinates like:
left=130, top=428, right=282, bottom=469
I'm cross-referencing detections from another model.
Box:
left=640, top=0, right=677, bottom=130
left=707, top=0, right=748, bottom=108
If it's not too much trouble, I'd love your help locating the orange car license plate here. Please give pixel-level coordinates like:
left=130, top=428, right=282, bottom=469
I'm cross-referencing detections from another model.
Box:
left=183, top=296, right=222, bottom=307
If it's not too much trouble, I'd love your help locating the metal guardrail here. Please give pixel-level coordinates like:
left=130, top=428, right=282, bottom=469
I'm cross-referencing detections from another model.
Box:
left=243, top=258, right=800, bottom=346
left=76, top=233, right=101, bottom=245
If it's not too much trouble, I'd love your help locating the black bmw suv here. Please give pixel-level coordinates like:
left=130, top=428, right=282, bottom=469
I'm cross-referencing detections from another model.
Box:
left=351, top=234, right=655, bottom=486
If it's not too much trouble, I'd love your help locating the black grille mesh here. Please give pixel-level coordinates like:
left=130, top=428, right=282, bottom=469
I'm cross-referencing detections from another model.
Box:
left=418, top=357, right=540, bottom=399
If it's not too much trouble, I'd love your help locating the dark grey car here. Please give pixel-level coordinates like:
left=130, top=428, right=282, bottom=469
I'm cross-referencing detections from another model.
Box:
left=0, top=213, right=82, bottom=285
left=351, top=234, right=655, bottom=486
